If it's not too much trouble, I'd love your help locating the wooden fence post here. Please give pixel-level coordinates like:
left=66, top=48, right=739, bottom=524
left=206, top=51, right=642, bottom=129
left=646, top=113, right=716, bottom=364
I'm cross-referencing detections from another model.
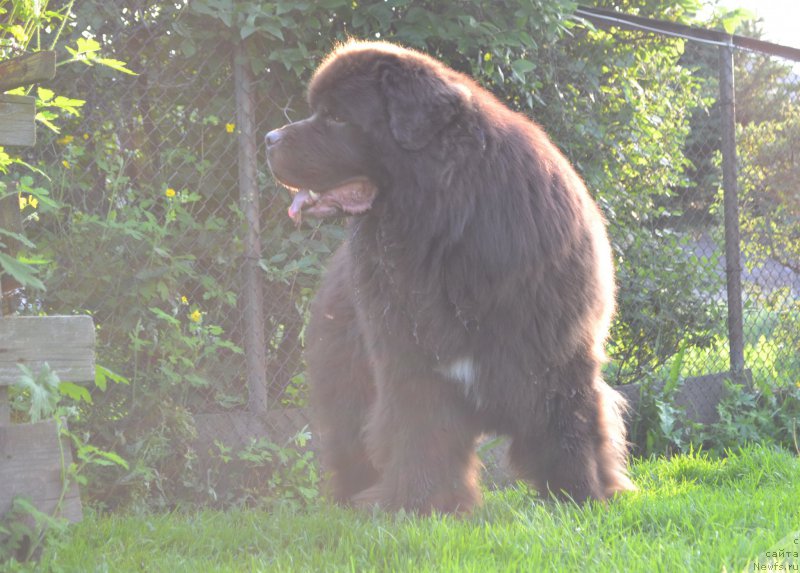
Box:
left=234, top=39, right=268, bottom=415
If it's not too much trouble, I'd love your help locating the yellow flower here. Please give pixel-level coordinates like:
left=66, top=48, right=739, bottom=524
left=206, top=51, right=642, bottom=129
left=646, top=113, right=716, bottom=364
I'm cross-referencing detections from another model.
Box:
left=56, top=134, right=74, bottom=145
left=62, top=160, right=71, bottom=169
left=83, top=133, right=90, bottom=140
left=165, top=187, right=176, bottom=198
left=189, top=309, right=202, bottom=323
left=483, top=52, right=492, bottom=62
left=225, top=123, right=236, bottom=133
left=181, top=295, right=188, bottom=305
left=17, top=194, right=38, bottom=210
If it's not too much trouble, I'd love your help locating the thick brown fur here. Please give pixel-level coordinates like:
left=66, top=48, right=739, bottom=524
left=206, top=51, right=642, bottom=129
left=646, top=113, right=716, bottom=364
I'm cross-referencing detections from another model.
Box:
left=266, top=40, right=635, bottom=514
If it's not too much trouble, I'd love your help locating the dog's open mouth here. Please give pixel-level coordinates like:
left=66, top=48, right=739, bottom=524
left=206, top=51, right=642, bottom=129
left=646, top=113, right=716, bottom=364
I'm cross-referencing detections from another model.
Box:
left=287, top=177, right=377, bottom=225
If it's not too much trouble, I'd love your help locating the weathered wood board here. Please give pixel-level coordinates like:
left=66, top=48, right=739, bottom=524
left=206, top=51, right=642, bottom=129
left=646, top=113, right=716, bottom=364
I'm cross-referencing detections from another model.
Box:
left=0, top=388, right=8, bottom=423
left=0, top=52, right=56, bottom=92
left=0, top=94, right=36, bottom=146
left=0, top=316, right=95, bottom=387
left=0, top=49, right=85, bottom=525
left=0, top=419, right=83, bottom=523
left=0, top=192, right=23, bottom=257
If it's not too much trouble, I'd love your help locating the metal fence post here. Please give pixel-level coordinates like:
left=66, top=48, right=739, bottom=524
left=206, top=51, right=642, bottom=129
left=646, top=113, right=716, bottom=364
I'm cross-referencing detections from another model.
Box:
left=718, top=42, right=746, bottom=378
left=234, top=39, right=268, bottom=414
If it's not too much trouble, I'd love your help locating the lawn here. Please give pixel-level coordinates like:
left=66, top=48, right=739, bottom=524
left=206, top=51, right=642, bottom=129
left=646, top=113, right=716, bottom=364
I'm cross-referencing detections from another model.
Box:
left=32, top=446, right=800, bottom=572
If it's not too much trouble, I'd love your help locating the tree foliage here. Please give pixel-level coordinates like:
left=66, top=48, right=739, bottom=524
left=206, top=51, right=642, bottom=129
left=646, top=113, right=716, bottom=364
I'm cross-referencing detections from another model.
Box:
left=731, top=22, right=800, bottom=278
left=738, top=104, right=800, bottom=275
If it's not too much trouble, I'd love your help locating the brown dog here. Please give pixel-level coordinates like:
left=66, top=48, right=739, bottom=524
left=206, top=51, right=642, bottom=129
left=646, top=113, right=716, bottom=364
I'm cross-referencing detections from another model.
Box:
left=266, top=40, right=634, bottom=513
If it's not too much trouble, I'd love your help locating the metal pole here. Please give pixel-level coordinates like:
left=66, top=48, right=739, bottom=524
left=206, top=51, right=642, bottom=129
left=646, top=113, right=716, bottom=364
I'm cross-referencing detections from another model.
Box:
left=234, top=40, right=268, bottom=414
left=718, top=43, right=746, bottom=378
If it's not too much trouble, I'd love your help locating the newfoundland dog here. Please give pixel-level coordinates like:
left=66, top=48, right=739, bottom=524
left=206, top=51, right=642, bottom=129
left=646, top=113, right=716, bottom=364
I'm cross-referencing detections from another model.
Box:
left=266, top=40, right=634, bottom=513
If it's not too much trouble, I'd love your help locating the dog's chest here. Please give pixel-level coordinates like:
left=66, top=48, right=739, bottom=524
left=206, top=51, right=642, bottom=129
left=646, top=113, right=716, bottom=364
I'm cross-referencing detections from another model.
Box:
left=351, top=225, right=473, bottom=355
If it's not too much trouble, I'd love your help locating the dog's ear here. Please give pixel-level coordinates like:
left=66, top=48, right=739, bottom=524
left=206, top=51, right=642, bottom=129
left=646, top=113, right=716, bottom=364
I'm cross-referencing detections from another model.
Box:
left=380, top=62, right=468, bottom=151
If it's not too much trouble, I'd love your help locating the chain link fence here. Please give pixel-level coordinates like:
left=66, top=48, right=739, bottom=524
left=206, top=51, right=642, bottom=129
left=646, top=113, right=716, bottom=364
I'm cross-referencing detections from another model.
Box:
left=11, top=3, right=799, bottom=498
left=625, top=25, right=799, bottom=423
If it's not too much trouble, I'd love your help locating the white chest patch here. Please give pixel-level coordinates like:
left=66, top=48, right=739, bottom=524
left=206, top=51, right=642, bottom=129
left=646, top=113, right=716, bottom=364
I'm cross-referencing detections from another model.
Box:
left=438, top=356, right=480, bottom=404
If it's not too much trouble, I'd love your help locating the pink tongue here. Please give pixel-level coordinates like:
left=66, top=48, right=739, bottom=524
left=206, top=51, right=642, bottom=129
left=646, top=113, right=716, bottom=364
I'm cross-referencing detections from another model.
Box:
left=287, top=178, right=377, bottom=225
left=288, top=190, right=313, bottom=222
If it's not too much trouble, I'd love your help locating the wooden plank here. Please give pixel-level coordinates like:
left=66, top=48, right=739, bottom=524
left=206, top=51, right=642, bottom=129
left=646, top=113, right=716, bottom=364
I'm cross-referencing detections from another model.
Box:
left=1, top=191, right=24, bottom=320
left=0, top=419, right=83, bottom=523
left=0, top=387, right=8, bottom=424
left=0, top=94, right=36, bottom=146
left=0, top=193, right=22, bottom=421
left=0, top=190, right=23, bottom=256
left=0, top=52, right=56, bottom=92
left=0, top=316, right=95, bottom=386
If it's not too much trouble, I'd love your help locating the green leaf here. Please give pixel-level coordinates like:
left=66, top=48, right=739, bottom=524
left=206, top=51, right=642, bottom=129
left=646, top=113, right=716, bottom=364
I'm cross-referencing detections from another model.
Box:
left=51, top=96, right=86, bottom=114
left=94, top=365, right=129, bottom=391
left=17, top=254, right=52, bottom=265
left=260, top=21, right=284, bottom=41
left=721, top=17, right=735, bottom=35
left=0, top=252, right=46, bottom=290
left=186, top=373, right=210, bottom=387
left=75, top=37, right=101, bottom=55
left=511, top=59, right=536, bottom=77
left=59, top=381, right=92, bottom=404
left=0, top=227, right=36, bottom=249
left=37, top=87, right=55, bottom=102
left=665, top=342, right=686, bottom=396
left=95, top=57, right=138, bottom=76
left=35, top=111, right=61, bottom=133
left=77, top=444, right=129, bottom=468
left=720, top=8, right=755, bottom=35
left=96, top=450, right=129, bottom=469
left=149, top=306, right=180, bottom=325
left=180, top=39, right=196, bottom=57
left=14, top=363, right=60, bottom=422
left=8, top=24, right=28, bottom=43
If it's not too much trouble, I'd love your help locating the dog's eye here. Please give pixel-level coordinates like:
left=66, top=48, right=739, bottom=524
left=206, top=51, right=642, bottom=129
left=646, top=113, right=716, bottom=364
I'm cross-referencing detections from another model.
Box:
left=322, top=108, right=347, bottom=126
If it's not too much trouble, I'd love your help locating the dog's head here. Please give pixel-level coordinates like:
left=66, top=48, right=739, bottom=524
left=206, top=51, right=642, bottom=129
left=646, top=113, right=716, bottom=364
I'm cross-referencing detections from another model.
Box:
left=266, top=40, right=474, bottom=224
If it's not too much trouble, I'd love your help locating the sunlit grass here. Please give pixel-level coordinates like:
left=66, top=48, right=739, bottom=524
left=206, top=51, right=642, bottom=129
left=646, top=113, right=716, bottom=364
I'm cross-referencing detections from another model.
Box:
left=38, top=446, right=800, bottom=573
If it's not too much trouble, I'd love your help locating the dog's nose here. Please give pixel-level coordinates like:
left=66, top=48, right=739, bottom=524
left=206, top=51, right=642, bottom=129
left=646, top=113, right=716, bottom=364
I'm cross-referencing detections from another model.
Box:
left=265, top=128, right=284, bottom=147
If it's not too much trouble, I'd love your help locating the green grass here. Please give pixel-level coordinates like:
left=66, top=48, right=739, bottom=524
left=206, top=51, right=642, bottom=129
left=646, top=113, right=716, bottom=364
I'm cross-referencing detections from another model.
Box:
left=35, top=446, right=800, bottom=572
